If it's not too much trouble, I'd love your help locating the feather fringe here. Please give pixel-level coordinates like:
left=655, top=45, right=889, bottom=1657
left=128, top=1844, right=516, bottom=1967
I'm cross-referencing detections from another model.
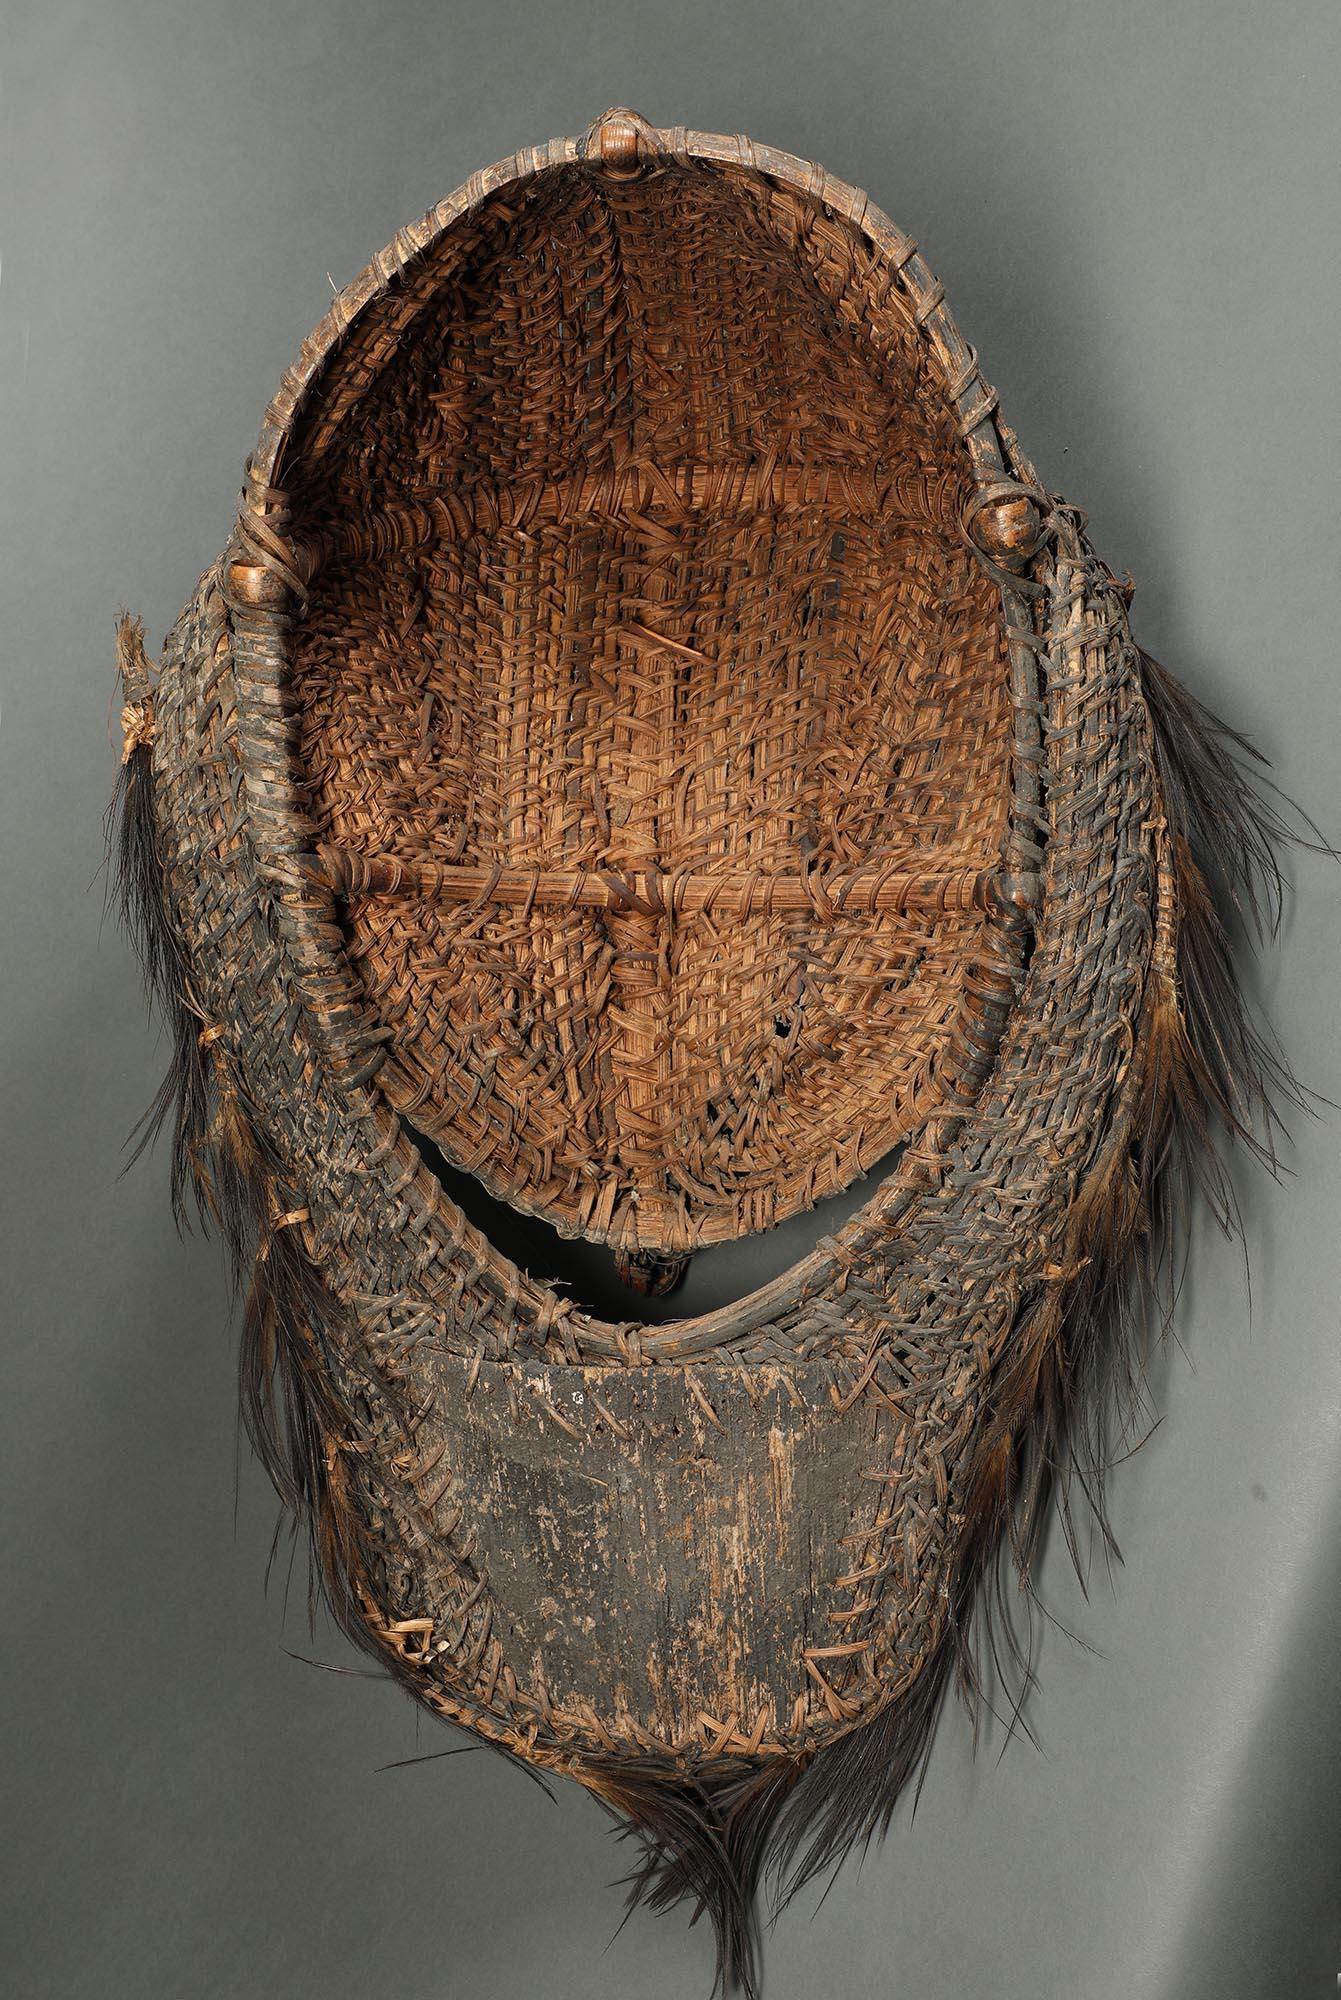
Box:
left=598, top=643, right=1317, bottom=1987
left=111, top=609, right=1315, bottom=1996
left=108, top=614, right=215, bottom=1231
left=108, top=616, right=381, bottom=1633
left=582, top=1754, right=806, bottom=2000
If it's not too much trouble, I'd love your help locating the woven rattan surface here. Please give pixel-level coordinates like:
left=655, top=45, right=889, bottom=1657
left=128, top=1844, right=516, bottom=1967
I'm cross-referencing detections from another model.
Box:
left=115, top=108, right=1298, bottom=1997
left=284, top=158, right=1015, bottom=1256
left=139, top=102, right=1132, bottom=1751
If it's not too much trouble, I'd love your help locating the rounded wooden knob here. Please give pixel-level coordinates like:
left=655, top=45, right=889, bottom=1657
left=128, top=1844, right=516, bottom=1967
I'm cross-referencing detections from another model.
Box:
left=225, top=560, right=293, bottom=609
left=598, top=115, right=641, bottom=175
left=970, top=492, right=1044, bottom=571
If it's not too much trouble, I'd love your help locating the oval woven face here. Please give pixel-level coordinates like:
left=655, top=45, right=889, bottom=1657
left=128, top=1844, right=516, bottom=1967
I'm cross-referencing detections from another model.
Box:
left=283, top=153, right=1014, bottom=1258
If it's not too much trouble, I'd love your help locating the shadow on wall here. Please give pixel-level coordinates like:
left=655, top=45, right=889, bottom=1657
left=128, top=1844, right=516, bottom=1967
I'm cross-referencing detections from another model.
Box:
left=1161, top=1466, right=1341, bottom=2000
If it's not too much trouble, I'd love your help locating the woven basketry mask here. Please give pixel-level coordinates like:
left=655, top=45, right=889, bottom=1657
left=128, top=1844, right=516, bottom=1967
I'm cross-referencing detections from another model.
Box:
left=113, top=108, right=1302, bottom=1998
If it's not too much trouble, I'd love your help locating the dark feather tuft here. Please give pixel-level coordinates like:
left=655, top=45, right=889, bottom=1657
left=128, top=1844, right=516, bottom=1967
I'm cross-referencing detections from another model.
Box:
left=107, top=613, right=220, bottom=1232
left=769, top=1653, right=954, bottom=1906
left=931, top=634, right=1324, bottom=1849
left=582, top=1754, right=806, bottom=1999
left=749, top=631, right=1323, bottom=1942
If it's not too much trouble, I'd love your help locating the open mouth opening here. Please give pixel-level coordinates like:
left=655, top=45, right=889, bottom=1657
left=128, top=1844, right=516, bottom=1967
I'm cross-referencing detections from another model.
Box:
left=401, top=1111, right=906, bottom=1320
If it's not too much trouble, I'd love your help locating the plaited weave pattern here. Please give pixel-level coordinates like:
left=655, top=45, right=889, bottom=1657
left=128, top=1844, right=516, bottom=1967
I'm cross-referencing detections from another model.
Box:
left=113, top=110, right=1300, bottom=1999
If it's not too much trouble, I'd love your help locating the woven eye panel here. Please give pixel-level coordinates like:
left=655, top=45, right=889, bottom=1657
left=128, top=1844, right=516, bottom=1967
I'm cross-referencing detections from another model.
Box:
left=113, top=109, right=1301, bottom=1998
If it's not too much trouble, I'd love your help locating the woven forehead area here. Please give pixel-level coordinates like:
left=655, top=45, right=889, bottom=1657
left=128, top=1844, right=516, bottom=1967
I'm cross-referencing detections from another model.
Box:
left=282, top=157, right=1013, bottom=1257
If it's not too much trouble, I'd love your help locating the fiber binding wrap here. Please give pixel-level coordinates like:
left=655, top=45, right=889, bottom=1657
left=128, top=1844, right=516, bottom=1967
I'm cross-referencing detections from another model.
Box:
left=112, top=109, right=1307, bottom=1998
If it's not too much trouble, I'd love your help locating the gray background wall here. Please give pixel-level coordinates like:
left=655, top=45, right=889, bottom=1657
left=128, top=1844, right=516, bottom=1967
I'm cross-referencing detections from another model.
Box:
left=4, top=3, right=1339, bottom=1995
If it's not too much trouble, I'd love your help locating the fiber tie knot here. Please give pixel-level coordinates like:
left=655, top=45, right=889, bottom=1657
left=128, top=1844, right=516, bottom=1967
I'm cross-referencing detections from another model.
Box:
left=120, top=697, right=155, bottom=762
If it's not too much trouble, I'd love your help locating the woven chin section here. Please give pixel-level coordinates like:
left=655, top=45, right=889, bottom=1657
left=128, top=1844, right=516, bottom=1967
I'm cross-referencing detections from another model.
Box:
left=113, top=111, right=1305, bottom=2000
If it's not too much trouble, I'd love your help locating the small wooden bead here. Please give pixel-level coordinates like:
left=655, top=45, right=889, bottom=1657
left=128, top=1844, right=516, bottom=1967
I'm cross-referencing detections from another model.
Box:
left=226, top=561, right=292, bottom=609
left=971, top=494, right=1044, bottom=571
left=597, top=116, right=641, bottom=176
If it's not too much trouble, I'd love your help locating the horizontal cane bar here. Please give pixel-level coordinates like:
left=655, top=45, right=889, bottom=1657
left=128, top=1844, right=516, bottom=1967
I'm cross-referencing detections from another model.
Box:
left=310, top=844, right=1039, bottom=920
